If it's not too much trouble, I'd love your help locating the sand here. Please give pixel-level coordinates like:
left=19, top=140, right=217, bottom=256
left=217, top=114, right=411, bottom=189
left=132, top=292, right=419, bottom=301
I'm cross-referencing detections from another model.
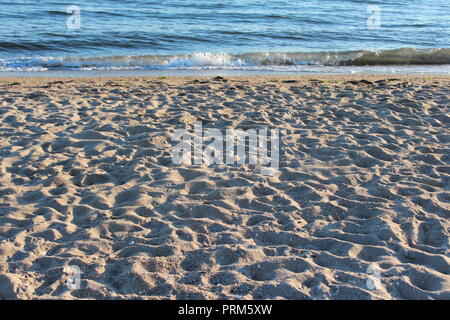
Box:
left=0, top=75, right=449, bottom=300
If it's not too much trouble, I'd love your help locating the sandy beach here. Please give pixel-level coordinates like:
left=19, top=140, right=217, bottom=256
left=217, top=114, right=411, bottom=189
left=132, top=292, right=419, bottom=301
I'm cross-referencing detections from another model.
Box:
left=0, top=75, right=449, bottom=299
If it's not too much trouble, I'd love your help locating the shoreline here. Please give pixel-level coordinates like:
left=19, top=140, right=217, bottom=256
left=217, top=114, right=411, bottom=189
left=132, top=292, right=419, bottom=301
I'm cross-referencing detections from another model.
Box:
left=0, top=64, right=449, bottom=78
left=1, top=74, right=449, bottom=83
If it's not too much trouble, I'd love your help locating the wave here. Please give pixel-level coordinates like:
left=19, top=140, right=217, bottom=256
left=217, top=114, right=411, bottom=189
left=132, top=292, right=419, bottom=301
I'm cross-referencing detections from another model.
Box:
left=0, top=48, right=449, bottom=72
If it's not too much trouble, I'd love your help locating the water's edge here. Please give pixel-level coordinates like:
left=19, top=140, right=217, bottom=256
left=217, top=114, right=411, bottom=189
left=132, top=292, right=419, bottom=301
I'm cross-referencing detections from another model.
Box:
left=1, top=66, right=449, bottom=78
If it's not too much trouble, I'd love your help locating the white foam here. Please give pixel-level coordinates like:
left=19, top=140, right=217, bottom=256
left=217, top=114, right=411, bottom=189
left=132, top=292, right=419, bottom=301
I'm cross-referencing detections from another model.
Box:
left=164, top=52, right=244, bottom=68
left=1, top=51, right=449, bottom=74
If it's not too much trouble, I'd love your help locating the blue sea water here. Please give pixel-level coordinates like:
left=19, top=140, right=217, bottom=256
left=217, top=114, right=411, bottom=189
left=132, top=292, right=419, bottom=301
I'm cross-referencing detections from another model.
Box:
left=0, top=0, right=449, bottom=74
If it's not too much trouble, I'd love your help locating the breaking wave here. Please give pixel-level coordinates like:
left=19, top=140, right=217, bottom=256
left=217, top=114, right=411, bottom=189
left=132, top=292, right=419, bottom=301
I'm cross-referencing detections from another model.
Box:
left=1, top=48, right=449, bottom=72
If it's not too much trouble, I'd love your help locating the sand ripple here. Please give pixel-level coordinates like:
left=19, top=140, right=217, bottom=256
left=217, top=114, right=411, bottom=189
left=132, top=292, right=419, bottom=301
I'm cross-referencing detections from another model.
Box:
left=0, top=76, right=449, bottom=299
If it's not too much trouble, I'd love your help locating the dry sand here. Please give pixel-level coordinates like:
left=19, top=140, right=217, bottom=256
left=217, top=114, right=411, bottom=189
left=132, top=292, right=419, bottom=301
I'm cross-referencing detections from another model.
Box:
left=0, top=75, right=449, bottom=300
